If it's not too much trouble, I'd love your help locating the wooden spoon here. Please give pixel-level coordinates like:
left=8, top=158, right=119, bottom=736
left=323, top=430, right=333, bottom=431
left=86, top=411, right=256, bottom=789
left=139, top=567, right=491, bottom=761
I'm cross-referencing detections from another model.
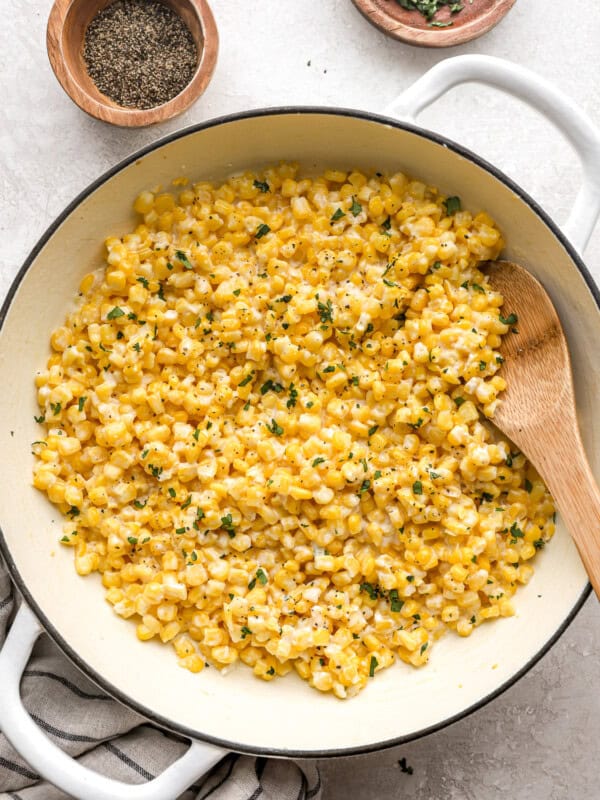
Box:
left=483, top=260, right=600, bottom=598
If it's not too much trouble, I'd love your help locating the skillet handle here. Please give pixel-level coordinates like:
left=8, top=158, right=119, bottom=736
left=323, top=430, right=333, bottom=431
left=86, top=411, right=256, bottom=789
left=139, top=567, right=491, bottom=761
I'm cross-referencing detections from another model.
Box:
left=0, top=604, right=227, bottom=800
left=385, top=54, right=600, bottom=255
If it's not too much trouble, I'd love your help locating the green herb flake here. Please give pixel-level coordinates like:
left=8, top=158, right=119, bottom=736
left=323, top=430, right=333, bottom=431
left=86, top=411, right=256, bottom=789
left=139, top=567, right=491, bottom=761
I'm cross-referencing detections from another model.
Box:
left=499, top=312, right=518, bottom=326
left=136, top=277, right=149, bottom=288
left=168, top=487, right=176, bottom=498
left=181, top=495, right=192, bottom=509
left=127, top=536, right=138, bottom=546
left=239, top=372, right=254, bottom=387
left=287, top=383, right=298, bottom=409
left=350, top=197, right=362, bottom=216
left=256, top=568, right=268, bottom=585
left=330, top=208, right=345, bottom=223
left=267, top=418, right=284, bottom=436
left=50, top=402, right=62, bottom=416
left=253, top=179, right=270, bottom=193
left=360, top=582, right=378, bottom=600
left=34, top=414, right=45, bottom=424
left=312, top=457, right=326, bottom=468
left=221, top=513, right=236, bottom=537
left=255, top=223, right=271, bottom=239
left=389, top=589, right=404, bottom=613
left=525, top=478, right=533, bottom=493
left=317, top=298, right=334, bottom=324
left=368, top=425, right=379, bottom=437
left=78, top=397, right=87, bottom=412
left=443, top=196, right=461, bottom=215
left=369, top=655, right=378, bottom=677
left=420, top=642, right=429, bottom=655
left=176, top=250, right=193, bottom=270
left=241, top=625, right=253, bottom=639
left=413, top=480, right=423, bottom=495
left=358, top=479, right=371, bottom=495
left=233, top=288, right=241, bottom=297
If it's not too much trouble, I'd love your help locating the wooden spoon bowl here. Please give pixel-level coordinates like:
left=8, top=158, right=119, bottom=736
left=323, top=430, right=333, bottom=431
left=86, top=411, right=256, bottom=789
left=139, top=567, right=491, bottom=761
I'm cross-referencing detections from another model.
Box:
left=46, top=0, right=219, bottom=127
left=485, top=260, right=600, bottom=599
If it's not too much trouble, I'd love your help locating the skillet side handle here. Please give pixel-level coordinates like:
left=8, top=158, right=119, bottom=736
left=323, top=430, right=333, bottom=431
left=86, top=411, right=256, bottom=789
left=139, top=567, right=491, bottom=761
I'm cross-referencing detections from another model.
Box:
left=385, top=54, right=600, bottom=255
left=0, top=604, right=227, bottom=800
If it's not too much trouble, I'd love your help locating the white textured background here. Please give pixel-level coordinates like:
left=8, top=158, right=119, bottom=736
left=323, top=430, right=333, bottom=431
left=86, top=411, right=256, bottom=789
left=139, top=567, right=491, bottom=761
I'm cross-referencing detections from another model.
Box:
left=2, top=1, right=600, bottom=798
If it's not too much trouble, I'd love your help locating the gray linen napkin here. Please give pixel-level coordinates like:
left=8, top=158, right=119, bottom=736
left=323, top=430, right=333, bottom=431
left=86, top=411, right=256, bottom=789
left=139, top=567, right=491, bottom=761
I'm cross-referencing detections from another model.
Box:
left=0, top=560, right=322, bottom=800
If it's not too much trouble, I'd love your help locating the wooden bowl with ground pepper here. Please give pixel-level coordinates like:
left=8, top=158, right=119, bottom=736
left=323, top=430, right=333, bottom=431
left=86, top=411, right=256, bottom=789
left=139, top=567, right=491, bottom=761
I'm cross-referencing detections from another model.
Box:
left=47, top=0, right=218, bottom=126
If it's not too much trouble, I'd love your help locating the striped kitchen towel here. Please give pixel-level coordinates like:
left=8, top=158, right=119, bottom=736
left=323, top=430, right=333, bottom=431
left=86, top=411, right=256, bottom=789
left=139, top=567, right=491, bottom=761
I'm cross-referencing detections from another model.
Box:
left=0, top=560, right=322, bottom=800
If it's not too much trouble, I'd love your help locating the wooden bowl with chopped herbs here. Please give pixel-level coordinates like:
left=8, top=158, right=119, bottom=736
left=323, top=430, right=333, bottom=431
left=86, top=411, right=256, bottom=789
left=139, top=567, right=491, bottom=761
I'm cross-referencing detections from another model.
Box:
left=47, top=0, right=218, bottom=126
left=351, top=0, right=516, bottom=47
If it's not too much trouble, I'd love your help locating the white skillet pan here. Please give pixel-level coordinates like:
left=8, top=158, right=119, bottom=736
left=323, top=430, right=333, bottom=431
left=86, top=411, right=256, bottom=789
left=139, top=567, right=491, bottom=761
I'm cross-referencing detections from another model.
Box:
left=1, top=56, right=600, bottom=800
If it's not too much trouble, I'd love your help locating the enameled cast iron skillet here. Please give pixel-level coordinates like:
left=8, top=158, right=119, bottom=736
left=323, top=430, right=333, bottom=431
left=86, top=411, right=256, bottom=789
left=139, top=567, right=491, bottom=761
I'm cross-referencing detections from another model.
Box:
left=1, top=56, right=600, bottom=800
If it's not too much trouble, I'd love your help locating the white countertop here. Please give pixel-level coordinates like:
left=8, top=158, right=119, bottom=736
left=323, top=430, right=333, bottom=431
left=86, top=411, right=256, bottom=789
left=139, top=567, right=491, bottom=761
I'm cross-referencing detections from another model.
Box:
left=2, top=1, right=600, bottom=797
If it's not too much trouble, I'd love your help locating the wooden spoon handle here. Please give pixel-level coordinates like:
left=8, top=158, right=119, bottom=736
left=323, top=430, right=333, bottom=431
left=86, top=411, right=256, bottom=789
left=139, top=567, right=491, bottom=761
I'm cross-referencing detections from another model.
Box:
left=533, top=425, right=600, bottom=599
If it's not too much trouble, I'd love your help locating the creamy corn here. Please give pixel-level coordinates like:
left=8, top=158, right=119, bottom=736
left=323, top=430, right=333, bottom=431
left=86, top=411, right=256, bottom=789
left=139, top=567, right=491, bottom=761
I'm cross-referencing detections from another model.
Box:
left=33, top=164, right=555, bottom=698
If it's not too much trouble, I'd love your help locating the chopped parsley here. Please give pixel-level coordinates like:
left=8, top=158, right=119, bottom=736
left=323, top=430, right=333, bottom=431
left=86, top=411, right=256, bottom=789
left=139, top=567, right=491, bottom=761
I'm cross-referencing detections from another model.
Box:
left=389, top=589, right=404, bottom=613
left=443, top=195, right=461, bottom=215
left=107, top=306, right=125, bottom=320
left=34, top=414, right=45, bottom=424
left=330, top=208, right=345, bottom=223
left=176, top=250, right=193, bottom=269
left=499, top=312, right=518, bottom=326
left=312, top=457, right=326, bottom=468
left=239, top=372, right=254, bottom=387
left=255, top=223, right=271, bottom=239
left=368, top=425, right=379, bottom=437
left=350, top=197, right=362, bottom=216
left=266, top=419, right=284, bottom=436
left=317, top=298, right=334, bottom=324
left=78, top=397, right=87, bottom=412
left=369, top=655, right=378, bottom=677
left=525, top=478, right=533, bottom=493
left=50, top=402, right=62, bottom=416
left=358, top=479, right=371, bottom=495
left=413, top=480, right=423, bottom=495
left=286, top=383, right=298, bottom=409
left=260, top=379, right=284, bottom=395
left=240, top=626, right=252, bottom=639
left=253, top=179, right=270, bottom=193
left=221, top=514, right=236, bottom=537
left=136, top=277, right=149, bottom=288
left=251, top=567, right=267, bottom=586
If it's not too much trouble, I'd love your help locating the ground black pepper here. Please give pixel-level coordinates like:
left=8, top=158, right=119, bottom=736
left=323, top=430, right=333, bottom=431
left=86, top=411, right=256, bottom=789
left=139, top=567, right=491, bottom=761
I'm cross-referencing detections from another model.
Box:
left=83, top=0, right=199, bottom=110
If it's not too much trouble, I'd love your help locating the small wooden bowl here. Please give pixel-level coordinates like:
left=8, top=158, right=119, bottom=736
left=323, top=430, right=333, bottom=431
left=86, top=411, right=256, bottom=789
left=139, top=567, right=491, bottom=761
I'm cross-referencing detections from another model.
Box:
left=352, top=0, right=516, bottom=48
left=47, top=0, right=218, bottom=127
